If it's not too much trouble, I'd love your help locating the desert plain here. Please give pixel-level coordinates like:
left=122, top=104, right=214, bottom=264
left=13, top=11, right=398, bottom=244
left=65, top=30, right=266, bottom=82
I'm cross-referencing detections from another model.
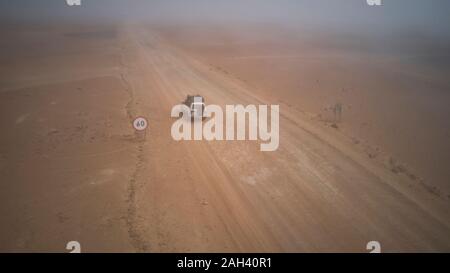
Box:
left=0, top=21, right=449, bottom=252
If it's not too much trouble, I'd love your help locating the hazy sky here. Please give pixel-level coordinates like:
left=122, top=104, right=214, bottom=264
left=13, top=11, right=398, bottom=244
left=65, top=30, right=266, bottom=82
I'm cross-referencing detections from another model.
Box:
left=1, top=0, right=450, bottom=36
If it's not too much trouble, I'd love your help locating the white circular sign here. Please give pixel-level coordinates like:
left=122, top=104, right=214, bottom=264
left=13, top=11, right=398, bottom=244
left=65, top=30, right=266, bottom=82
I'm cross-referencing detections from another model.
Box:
left=133, top=117, right=148, bottom=131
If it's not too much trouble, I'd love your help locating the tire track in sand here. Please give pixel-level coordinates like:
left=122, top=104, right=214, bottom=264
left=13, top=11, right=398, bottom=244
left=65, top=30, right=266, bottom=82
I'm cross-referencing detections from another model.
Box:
left=119, top=44, right=151, bottom=252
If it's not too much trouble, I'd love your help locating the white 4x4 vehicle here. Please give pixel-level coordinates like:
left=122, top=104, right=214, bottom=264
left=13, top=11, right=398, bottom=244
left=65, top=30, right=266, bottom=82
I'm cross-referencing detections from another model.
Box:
left=183, top=95, right=205, bottom=119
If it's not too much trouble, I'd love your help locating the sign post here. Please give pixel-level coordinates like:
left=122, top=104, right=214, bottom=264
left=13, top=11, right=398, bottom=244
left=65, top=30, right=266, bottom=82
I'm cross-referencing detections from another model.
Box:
left=133, top=116, right=148, bottom=141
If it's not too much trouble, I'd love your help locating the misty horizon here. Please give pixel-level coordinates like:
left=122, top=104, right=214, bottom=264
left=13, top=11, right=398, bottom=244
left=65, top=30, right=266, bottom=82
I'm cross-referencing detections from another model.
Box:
left=1, top=0, right=449, bottom=36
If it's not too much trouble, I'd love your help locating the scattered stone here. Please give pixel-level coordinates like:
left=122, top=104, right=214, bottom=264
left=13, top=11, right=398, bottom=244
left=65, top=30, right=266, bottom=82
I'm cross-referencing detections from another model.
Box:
left=48, top=129, right=59, bottom=135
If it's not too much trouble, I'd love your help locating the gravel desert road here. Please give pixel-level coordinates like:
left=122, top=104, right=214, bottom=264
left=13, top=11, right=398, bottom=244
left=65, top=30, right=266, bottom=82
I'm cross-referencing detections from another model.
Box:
left=1, top=24, right=449, bottom=252
left=118, top=26, right=450, bottom=252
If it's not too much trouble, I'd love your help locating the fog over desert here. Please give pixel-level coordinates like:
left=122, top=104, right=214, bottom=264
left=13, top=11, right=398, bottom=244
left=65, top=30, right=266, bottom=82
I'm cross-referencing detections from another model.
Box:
left=0, top=0, right=450, bottom=252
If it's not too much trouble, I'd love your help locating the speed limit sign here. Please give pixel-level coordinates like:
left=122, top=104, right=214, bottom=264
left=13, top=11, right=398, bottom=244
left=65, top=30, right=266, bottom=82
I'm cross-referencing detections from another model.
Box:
left=133, top=117, right=148, bottom=131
